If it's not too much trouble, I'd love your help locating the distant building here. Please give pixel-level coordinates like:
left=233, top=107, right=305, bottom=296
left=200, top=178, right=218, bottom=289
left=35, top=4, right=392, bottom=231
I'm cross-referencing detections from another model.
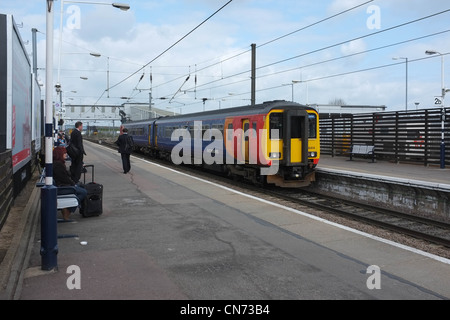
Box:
left=121, top=102, right=176, bottom=121
left=62, top=103, right=177, bottom=129
left=61, top=104, right=121, bottom=129
left=309, top=104, right=387, bottom=116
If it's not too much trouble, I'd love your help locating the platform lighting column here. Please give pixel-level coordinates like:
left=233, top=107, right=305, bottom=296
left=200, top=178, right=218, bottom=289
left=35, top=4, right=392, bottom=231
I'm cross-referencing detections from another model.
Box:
left=57, top=1, right=130, bottom=123
left=426, top=50, right=446, bottom=169
left=291, top=80, right=301, bottom=102
left=41, top=0, right=58, bottom=271
left=393, top=57, right=408, bottom=111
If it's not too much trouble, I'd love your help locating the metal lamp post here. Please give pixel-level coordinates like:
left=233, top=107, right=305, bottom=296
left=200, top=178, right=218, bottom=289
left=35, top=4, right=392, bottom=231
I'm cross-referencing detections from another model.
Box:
left=57, top=0, right=130, bottom=115
left=426, top=50, right=446, bottom=169
left=393, top=57, right=408, bottom=111
left=41, top=0, right=58, bottom=271
left=41, top=0, right=130, bottom=271
left=282, top=80, right=301, bottom=102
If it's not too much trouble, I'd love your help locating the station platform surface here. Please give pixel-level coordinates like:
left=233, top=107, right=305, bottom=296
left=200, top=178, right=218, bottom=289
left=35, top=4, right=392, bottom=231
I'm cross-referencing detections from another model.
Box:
left=5, top=141, right=450, bottom=302
left=317, top=154, right=450, bottom=188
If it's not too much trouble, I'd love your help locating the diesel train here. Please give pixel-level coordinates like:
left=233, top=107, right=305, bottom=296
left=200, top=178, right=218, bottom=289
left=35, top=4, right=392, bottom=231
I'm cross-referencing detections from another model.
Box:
left=125, top=100, right=320, bottom=187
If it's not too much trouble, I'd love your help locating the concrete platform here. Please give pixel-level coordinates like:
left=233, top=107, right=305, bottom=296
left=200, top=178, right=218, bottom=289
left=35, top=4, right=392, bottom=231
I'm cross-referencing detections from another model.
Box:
left=2, top=142, right=450, bottom=303
left=314, top=155, right=450, bottom=220
left=318, top=154, right=450, bottom=187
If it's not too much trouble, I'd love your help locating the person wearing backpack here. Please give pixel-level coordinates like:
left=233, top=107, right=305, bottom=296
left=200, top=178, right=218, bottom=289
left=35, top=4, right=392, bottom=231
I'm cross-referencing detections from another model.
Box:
left=115, top=127, right=134, bottom=174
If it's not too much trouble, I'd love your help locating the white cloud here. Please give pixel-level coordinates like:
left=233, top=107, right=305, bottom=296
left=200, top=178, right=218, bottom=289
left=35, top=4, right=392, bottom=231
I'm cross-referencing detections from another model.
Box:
left=341, top=39, right=367, bottom=56
left=2, top=0, right=450, bottom=112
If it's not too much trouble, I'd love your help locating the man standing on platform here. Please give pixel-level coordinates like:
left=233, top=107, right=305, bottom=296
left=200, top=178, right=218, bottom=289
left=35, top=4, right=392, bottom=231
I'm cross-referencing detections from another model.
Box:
left=70, top=121, right=86, bottom=183
left=115, top=127, right=133, bottom=174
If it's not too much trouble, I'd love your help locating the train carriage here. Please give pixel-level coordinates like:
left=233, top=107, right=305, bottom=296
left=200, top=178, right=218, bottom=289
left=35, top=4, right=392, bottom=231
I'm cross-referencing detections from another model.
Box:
left=125, top=100, right=320, bottom=187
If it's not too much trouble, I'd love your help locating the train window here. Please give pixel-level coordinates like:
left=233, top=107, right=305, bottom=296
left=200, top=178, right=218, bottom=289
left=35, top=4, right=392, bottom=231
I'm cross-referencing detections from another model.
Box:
left=244, top=122, right=249, bottom=141
left=212, top=124, right=223, bottom=131
left=211, top=124, right=224, bottom=140
left=270, top=113, right=283, bottom=139
left=252, top=122, right=257, bottom=137
left=308, top=114, right=317, bottom=138
left=291, top=116, right=303, bottom=139
left=227, top=123, right=233, bottom=140
left=203, top=125, right=210, bottom=140
left=165, top=127, right=171, bottom=138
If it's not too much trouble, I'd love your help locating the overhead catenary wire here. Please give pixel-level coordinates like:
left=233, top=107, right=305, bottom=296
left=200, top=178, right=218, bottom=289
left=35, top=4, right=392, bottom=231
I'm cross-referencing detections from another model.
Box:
left=97, top=0, right=372, bottom=103
left=92, top=0, right=233, bottom=107
left=152, top=0, right=376, bottom=90
left=90, top=4, right=450, bottom=111
left=150, top=52, right=450, bottom=110
left=106, top=0, right=233, bottom=93
left=161, top=10, right=450, bottom=102
left=76, top=26, right=450, bottom=107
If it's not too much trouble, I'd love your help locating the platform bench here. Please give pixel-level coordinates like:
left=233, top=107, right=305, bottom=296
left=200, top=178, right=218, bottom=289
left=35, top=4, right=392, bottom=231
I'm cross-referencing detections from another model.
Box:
left=36, top=168, right=80, bottom=211
left=349, top=145, right=376, bottom=163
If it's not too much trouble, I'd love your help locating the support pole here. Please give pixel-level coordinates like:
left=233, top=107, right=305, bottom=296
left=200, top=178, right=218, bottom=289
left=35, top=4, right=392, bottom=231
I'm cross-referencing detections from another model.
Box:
left=251, top=43, right=256, bottom=106
left=41, top=0, right=58, bottom=271
left=32, top=28, right=38, bottom=76
left=440, top=54, right=446, bottom=169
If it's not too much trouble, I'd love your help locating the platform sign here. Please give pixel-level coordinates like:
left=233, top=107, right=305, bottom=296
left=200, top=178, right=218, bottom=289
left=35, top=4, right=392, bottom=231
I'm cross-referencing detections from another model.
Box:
left=32, top=74, right=42, bottom=152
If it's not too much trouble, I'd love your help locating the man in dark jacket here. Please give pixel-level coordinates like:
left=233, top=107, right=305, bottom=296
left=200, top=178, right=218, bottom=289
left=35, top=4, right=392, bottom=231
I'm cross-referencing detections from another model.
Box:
left=115, top=127, right=133, bottom=173
left=70, top=121, right=86, bottom=183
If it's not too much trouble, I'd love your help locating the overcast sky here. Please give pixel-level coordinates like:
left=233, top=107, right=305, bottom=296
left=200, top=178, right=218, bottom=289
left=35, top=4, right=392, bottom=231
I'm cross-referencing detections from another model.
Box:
left=2, top=0, right=450, bottom=114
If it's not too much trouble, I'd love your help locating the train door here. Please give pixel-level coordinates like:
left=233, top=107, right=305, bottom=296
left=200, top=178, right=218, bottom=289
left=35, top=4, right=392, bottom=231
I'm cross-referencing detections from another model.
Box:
left=251, top=121, right=258, bottom=163
left=148, top=124, right=152, bottom=147
left=242, top=119, right=250, bottom=163
left=284, top=109, right=308, bottom=165
left=154, top=124, right=158, bottom=147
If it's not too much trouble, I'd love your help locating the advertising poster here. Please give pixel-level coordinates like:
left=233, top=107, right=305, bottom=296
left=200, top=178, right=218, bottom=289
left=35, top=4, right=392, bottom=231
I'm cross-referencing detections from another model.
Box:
left=8, top=15, right=32, bottom=173
left=0, top=15, right=6, bottom=152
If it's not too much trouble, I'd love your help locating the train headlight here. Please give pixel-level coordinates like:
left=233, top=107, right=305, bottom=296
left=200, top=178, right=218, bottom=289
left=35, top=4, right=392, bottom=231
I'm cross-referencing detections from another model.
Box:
left=269, top=152, right=281, bottom=158
left=308, top=152, right=317, bottom=157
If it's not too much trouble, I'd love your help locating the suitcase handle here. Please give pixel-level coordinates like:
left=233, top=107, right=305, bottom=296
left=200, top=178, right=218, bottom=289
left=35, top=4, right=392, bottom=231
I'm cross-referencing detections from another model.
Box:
left=83, top=164, right=95, bottom=184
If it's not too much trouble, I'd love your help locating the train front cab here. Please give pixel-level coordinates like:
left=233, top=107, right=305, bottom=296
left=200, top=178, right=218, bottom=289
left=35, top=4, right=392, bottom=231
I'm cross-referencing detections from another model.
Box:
left=265, top=107, right=320, bottom=187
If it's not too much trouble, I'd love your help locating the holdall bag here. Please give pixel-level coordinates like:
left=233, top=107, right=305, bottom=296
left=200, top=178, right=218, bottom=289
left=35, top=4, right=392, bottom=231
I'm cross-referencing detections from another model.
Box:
left=66, top=143, right=80, bottom=159
left=79, top=164, right=103, bottom=217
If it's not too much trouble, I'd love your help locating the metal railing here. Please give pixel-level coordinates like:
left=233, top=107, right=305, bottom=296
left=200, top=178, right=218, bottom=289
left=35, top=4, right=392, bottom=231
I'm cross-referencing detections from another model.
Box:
left=319, top=108, right=450, bottom=166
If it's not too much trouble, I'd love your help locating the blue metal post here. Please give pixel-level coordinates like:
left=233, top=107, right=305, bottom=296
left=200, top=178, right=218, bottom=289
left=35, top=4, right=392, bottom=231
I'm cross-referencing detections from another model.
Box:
left=40, top=184, right=58, bottom=270
left=41, top=0, right=58, bottom=271
left=441, top=107, right=446, bottom=169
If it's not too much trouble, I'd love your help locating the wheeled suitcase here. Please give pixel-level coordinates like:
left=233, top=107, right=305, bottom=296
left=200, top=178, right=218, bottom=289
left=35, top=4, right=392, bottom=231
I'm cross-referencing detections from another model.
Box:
left=80, top=164, right=103, bottom=217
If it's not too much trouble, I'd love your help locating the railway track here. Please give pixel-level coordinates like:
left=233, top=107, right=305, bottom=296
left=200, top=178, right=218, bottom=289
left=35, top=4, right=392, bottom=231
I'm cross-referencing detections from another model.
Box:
left=263, top=188, right=450, bottom=249
left=94, top=138, right=450, bottom=250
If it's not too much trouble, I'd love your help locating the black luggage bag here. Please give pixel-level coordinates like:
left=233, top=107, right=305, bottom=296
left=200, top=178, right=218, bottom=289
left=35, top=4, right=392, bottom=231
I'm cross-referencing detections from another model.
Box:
left=80, top=164, right=103, bottom=217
